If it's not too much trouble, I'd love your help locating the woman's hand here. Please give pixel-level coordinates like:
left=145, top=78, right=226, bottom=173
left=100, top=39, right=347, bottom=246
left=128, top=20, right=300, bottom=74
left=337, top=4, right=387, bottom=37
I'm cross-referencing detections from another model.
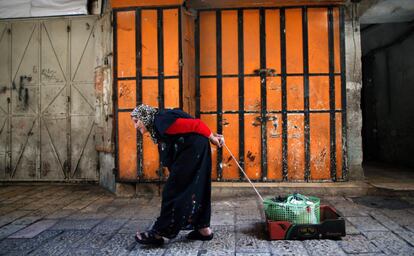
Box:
left=209, top=133, right=224, bottom=147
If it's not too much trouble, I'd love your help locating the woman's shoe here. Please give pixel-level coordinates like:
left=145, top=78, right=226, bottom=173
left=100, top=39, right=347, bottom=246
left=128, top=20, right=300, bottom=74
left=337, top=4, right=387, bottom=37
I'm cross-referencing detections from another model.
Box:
left=135, top=230, right=164, bottom=246
left=186, top=230, right=214, bottom=241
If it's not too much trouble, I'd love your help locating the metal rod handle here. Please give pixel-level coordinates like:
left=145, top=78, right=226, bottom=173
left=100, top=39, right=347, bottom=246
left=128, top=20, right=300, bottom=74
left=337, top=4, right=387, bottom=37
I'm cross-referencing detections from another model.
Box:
left=223, top=143, right=264, bottom=202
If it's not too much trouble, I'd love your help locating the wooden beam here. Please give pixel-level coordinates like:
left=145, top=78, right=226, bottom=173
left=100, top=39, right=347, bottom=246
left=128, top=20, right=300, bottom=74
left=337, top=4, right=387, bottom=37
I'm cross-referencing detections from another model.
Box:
left=111, top=0, right=184, bottom=8
left=186, top=0, right=347, bottom=9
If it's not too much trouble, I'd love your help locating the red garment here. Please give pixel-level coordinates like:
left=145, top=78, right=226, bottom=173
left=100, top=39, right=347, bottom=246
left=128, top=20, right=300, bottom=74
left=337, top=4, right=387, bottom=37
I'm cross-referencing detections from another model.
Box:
left=165, top=118, right=211, bottom=138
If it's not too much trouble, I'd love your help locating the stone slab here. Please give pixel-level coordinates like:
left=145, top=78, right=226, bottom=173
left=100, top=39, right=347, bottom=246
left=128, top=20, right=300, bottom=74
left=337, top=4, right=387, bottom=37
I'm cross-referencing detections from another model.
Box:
left=303, top=239, right=347, bottom=256
left=99, top=233, right=137, bottom=256
left=338, top=235, right=381, bottom=254
left=9, top=220, right=58, bottom=238
left=268, top=240, right=309, bottom=256
left=346, top=216, right=388, bottom=232
left=201, top=226, right=235, bottom=252
left=50, top=219, right=102, bottom=230
left=235, top=222, right=269, bottom=253
left=363, top=231, right=414, bottom=255
left=0, top=224, right=26, bottom=239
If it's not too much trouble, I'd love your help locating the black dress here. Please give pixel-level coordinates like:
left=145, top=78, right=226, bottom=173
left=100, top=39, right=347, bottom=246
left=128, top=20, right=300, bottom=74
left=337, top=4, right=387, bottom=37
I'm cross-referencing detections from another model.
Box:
left=150, top=109, right=212, bottom=238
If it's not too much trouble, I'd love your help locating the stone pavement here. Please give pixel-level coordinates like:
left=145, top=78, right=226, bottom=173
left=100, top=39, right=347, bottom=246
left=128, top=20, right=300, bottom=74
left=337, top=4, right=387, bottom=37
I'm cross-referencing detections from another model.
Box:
left=0, top=185, right=414, bottom=255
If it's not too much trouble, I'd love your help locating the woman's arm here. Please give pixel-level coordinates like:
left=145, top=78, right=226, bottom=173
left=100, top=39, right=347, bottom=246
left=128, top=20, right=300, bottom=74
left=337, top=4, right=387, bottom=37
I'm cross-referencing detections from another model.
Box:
left=165, top=118, right=211, bottom=137
left=165, top=118, right=223, bottom=147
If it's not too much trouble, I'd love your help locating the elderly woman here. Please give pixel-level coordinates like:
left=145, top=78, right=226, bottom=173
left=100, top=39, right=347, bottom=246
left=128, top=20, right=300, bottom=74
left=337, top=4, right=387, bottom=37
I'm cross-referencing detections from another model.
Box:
left=131, top=104, right=223, bottom=245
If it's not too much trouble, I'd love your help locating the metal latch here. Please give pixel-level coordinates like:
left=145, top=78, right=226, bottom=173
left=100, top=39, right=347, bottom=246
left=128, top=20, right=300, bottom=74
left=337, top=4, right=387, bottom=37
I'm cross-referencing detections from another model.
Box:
left=254, top=68, right=276, bottom=76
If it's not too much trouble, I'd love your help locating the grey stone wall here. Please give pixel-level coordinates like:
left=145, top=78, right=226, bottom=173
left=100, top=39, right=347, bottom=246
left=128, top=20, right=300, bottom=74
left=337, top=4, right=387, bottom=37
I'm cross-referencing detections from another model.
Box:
left=345, top=4, right=364, bottom=180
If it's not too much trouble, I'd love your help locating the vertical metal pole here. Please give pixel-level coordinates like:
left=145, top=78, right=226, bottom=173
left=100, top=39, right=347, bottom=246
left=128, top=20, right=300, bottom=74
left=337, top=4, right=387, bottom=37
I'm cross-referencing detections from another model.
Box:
left=280, top=8, right=288, bottom=181
left=339, top=6, right=348, bottom=180
left=328, top=7, right=337, bottom=181
left=302, top=7, right=311, bottom=181
left=113, top=10, right=119, bottom=180
left=259, top=8, right=268, bottom=181
left=195, top=12, right=200, bottom=118
left=238, top=9, right=245, bottom=180
left=216, top=10, right=223, bottom=180
left=136, top=9, right=143, bottom=178
left=158, top=9, right=164, bottom=110
left=178, top=8, right=183, bottom=109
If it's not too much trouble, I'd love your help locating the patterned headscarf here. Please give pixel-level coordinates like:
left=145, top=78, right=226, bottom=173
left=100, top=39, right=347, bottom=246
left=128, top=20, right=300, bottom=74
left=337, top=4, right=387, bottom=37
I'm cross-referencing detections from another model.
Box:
left=131, top=104, right=159, bottom=143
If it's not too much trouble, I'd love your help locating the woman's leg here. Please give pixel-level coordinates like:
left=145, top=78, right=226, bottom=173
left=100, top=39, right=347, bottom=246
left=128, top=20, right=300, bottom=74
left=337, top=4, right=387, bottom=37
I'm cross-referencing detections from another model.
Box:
left=150, top=135, right=212, bottom=238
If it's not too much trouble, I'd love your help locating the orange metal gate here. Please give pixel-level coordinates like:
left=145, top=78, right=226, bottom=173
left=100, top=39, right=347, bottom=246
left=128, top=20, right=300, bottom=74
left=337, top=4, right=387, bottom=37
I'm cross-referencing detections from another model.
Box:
left=113, top=4, right=347, bottom=182
left=196, top=6, right=347, bottom=181
left=114, top=6, right=182, bottom=181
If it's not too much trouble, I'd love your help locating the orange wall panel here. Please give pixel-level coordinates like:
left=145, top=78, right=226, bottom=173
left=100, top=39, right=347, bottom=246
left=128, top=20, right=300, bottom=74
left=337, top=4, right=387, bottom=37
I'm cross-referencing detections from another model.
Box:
left=163, top=9, right=179, bottom=76
left=334, top=7, right=341, bottom=73
left=222, top=11, right=238, bottom=75
left=267, top=113, right=283, bottom=180
left=243, top=10, right=260, bottom=74
left=244, top=114, right=261, bottom=180
left=142, top=134, right=160, bottom=179
left=309, top=76, right=329, bottom=110
left=265, top=9, right=281, bottom=75
left=336, top=113, right=343, bottom=179
left=164, top=79, right=180, bottom=109
left=267, top=77, right=282, bottom=111
left=222, top=78, right=239, bottom=111
left=118, top=112, right=137, bottom=180
left=308, top=8, right=328, bottom=74
left=335, top=76, right=341, bottom=110
left=310, top=113, right=330, bottom=180
left=117, top=11, right=136, bottom=78
left=200, top=11, right=217, bottom=76
left=142, top=10, right=158, bottom=76
left=287, top=114, right=304, bottom=180
left=142, top=79, right=158, bottom=107
left=200, top=78, right=217, bottom=112
left=285, top=9, right=303, bottom=74
left=287, top=76, right=304, bottom=110
left=117, top=80, right=136, bottom=109
left=244, top=77, right=261, bottom=111
left=222, top=114, right=239, bottom=179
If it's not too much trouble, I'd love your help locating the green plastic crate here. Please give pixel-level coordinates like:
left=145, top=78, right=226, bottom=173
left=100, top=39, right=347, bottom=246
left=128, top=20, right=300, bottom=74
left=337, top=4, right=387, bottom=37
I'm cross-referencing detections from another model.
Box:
left=263, top=194, right=320, bottom=224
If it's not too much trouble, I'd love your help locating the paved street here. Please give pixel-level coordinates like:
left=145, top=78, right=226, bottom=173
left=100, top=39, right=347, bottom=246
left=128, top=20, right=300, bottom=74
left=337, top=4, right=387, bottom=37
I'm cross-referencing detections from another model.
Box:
left=0, top=185, right=414, bottom=255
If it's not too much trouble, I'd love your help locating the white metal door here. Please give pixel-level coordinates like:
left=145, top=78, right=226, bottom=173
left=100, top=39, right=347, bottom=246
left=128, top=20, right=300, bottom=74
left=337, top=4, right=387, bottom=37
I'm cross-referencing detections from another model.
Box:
left=0, top=16, right=98, bottom=181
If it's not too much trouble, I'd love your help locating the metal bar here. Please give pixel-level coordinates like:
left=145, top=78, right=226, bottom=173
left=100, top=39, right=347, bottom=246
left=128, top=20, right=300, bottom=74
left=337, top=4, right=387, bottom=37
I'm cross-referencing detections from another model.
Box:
left=216, top=10, right=223, bottom=180
left=157, top=8, right=165, bottom=181
left=157, top=9, right=164, bottom=110
left=199, top=73, right=342, bottom=79
left=141, top=76, right=179, bottom=79
left=113, top=10, right=120, bottom=181
left=302, top=7, right=311, bottom=181
left=238, top=9, right=245, bottom=180
left=197, top=5, right=344, bottom=12
left=178, top=7, right=183, bottom=109
left=259, top=8, right=268, bottom=181
left=328, top=7, right=337, bottom=181
left=280, top=8, right=288, bottom=181
left=195, top=12, right=200, bottom=118
left=339, top=6, right=348, bottom=180
left=136, top=8, right=143, bottom=178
